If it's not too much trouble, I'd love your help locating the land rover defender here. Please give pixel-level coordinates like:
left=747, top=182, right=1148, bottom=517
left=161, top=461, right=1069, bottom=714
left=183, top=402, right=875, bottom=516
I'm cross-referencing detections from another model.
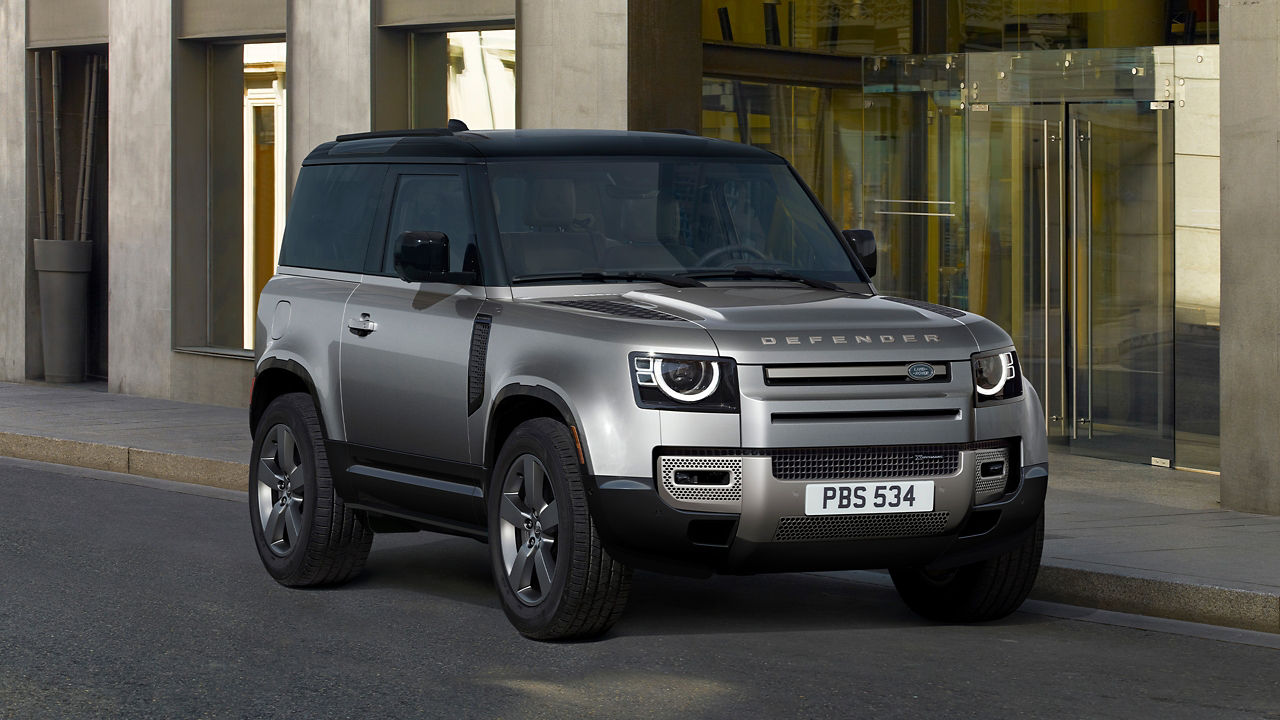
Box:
left=248, top=127, right=1048, bottom=640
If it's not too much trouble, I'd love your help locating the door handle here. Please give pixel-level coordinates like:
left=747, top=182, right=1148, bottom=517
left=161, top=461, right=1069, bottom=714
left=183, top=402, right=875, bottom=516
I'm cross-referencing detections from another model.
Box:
left=347, top=313, right=377, bottom=336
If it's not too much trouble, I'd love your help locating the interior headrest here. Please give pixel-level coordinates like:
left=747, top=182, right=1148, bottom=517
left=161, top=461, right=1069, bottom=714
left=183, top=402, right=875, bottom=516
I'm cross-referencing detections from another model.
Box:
left=525, top=179, right=576, bottom=228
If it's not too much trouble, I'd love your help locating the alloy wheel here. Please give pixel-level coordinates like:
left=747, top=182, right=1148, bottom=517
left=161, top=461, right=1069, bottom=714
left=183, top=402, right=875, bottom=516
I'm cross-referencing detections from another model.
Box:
left=255, top=423, right=306, bottom=557
left=498, top=454, right=560, bottom=605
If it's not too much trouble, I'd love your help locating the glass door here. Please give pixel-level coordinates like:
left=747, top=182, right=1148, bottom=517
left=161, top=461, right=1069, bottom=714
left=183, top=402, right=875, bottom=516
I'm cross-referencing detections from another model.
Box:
left=1067, top=102, right=1175, bottom=463
left=970, top=101, right=1174, bottom=464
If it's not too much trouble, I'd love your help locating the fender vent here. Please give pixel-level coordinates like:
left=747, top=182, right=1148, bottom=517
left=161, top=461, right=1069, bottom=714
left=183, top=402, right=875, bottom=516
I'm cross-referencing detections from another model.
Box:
left=545, top=300, right=685, bottom=322
left=773, top=511, right=950, bottom=542
left=467, top=315, right=493, bottom=415
left=880, top=296, right=966, bottom=319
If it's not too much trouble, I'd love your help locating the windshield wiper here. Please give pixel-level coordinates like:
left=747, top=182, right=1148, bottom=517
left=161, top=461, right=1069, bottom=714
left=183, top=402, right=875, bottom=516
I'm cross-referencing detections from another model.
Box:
left=680, top=266, right=844, bottom=292
left=510, top=271, right=704, bottom=288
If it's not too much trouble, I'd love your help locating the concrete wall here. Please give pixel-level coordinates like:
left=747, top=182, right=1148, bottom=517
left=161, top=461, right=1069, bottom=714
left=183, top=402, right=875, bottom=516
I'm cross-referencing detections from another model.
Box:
left=1220, top=0, right=1280, bottom=514
left=0, top=0, right=27, bottom=382
left=26, top=0, right=106, bottom=48
left=287, top=0, right=375, bottom=189
left=517, top=0, right=700, bottom=131
left=178, top=0, right=286, bottom=40
left=378, top=0, right=513, bottom=28
left=107, top=0, right=173, bottom=397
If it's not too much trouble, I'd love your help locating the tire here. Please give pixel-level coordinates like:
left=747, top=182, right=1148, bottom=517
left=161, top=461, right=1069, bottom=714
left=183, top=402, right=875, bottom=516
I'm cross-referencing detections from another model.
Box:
left=249, top=392, right=373, bottom=587
left=889, top=512, right=1044, bottom=623
left=488, top=418, right=631, bottom=640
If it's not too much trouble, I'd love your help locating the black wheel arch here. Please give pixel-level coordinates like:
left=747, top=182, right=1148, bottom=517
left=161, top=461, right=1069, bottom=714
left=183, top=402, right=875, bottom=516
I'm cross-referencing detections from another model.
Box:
left=487, top=384, right=592, bottom=475
left=251, top=358, right=324, bottom=439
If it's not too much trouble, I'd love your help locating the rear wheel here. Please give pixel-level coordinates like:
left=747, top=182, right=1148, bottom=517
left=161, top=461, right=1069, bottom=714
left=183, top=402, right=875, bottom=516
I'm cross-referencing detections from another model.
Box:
left=890, top=512, right=1043, bottom=622
left=488, top=418, right=631, bottom=640
left=249, top=392, right=372, bottom=586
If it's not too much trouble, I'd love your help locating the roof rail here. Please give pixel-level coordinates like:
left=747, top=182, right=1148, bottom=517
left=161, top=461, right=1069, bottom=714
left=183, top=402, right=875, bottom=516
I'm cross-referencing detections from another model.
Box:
left=656, top=128, right=698, bottom=136
left=336, top=118, right=470, bottom=143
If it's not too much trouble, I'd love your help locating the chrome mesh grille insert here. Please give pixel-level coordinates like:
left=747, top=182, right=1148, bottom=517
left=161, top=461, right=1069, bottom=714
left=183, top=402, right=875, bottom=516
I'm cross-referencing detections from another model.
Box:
left=771, top=446, right=961, bottom=480
left=773, top=511, right=951, bottom=542
left=973, top=447, right=1011, bottom=502
left=659, top=456, right=743, bottom=504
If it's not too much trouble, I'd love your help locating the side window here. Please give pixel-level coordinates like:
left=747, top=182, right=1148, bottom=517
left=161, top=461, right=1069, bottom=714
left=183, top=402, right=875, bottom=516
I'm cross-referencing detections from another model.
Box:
left=382, top=173, right=476, bottom=275
left=279, top=164, right=385, bottom=273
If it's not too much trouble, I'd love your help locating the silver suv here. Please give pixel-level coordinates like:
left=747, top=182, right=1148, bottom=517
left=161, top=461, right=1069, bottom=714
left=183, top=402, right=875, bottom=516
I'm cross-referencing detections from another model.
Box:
left=249, top=127, right=1048, bottom=640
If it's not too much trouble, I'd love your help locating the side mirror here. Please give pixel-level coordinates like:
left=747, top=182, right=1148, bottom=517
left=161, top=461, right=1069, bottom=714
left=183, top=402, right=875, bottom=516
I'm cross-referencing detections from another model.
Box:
left=843, top=229, right=877, bottom=278
left=393, top=231, right=476, bottom=284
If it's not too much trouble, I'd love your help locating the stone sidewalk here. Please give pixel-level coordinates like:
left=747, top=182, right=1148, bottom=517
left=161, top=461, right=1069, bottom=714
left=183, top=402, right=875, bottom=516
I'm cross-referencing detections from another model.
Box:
left=1, top=380, right=1277, bottom=634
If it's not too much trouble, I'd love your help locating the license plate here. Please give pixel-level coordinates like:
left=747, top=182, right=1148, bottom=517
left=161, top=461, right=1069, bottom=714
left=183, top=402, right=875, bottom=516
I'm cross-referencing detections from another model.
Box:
left=804, top=480, right=934, bottom=515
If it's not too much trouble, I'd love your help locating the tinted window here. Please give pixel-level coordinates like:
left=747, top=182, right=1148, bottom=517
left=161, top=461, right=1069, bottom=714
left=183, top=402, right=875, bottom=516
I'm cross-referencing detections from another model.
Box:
left=279, top=164, right=386, bottom=273
left=382, top=173, right=476, bottom=275
left=487, top=159, right=858, bottom=281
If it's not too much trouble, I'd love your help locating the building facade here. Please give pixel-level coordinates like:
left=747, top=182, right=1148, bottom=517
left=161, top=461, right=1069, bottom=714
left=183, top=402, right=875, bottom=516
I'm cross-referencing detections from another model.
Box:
left=1, top=0, right=1274, bottom=513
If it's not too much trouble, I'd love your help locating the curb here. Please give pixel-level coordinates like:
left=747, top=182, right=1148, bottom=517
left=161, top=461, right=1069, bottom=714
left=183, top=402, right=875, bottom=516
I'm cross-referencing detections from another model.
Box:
left=3, top=431, right=1276, bottom=636
left=0, top=431, right=247, bottom=491
left=1031, top=562, right=1280, bottom=635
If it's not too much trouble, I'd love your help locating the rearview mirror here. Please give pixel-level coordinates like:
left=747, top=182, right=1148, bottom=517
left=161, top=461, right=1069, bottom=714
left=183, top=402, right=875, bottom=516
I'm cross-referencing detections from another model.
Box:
left=393, top=231, right=476, bottom=284
left=842, top=229, right=877, bottom=278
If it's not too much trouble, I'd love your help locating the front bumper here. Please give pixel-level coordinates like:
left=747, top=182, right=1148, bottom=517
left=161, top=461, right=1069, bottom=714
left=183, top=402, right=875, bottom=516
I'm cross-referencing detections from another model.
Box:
left=584, top=458, right=1048, bottom=577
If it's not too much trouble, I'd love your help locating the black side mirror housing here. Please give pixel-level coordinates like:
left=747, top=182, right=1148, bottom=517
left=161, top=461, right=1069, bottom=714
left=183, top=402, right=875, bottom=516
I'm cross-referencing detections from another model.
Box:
left=393, top=231, right=476, bottom=284
left=843, top=229, right=877, bottom=278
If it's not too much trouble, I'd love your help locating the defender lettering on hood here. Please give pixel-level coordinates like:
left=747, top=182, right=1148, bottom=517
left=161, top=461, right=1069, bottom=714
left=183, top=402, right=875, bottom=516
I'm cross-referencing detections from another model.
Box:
left=760, top=334, right=943, bottom=345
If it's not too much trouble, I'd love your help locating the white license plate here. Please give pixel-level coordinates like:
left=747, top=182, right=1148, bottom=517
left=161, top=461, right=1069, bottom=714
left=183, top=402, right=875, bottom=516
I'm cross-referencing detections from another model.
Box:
left=804, top=481, right=935, bottom=515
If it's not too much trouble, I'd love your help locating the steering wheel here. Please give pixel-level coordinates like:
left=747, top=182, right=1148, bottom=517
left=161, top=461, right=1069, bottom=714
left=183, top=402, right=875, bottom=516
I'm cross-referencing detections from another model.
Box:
left=695, top=244, right=769, bottom=267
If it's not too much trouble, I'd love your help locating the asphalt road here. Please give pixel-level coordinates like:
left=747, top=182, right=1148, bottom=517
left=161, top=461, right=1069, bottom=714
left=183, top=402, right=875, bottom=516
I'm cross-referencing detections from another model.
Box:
left=2, top=457, right=1278, bottom=720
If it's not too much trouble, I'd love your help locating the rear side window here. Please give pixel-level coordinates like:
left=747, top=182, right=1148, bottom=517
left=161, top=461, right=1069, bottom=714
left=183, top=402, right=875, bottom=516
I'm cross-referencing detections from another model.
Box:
left=279, top=164, right=386, bottom=273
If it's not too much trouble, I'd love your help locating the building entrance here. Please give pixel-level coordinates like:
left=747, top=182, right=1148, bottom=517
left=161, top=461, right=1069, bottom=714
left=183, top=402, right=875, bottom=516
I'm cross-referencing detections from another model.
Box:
left=971, top=101, right=1175, bottom=464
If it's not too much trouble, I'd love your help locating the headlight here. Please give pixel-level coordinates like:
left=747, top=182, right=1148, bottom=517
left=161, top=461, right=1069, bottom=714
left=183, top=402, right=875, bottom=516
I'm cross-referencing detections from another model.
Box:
left=631, top=353, right=738, bottom=412
left=971, top=349, right=1023, bottom=404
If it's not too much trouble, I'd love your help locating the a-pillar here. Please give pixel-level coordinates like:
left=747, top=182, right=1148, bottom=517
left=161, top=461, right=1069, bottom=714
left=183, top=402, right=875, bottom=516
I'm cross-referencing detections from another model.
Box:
left=516, top=0, right=701, bottom=131
left=1220, top=0, right=1280, bottom=514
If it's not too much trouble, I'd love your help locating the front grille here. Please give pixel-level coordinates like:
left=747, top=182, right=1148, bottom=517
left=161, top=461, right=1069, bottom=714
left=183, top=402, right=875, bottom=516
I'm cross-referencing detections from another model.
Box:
left=771, top=445, right=961, bottom=480
left=773, top=511, right=951, bottom=542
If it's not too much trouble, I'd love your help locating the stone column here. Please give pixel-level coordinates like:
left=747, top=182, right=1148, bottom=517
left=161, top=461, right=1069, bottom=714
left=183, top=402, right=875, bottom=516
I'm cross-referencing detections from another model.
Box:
left=1220, top=0, right=1280, bottom=514
left=516, top=0, right=700, bottom=131
left=286, top=0, right=376, bottom=190
left=0, top=0, right=27, bottom=382
left=107, top=0, right=174, bottom=397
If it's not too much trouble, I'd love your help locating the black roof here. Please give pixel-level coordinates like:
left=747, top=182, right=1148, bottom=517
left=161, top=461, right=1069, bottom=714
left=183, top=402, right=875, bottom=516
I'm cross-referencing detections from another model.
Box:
left=303, top=129, right=780, bottom=164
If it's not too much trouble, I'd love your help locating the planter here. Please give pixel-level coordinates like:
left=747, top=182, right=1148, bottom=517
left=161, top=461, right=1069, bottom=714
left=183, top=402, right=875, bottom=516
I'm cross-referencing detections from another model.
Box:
left=33, top=239, right=93, bottom=383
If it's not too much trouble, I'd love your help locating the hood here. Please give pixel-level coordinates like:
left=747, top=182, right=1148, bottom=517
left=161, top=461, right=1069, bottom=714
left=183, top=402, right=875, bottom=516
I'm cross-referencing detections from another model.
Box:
left=618, top=286, right=998, bottom=364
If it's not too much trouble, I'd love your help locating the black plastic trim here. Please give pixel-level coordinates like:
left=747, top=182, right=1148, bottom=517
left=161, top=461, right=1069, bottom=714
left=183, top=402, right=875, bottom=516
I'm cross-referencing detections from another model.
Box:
left=467, top=315, right=493, bottom=415
left=487, top=383, right=593, bottom=472
left=251, top=358, right=321, bottom=436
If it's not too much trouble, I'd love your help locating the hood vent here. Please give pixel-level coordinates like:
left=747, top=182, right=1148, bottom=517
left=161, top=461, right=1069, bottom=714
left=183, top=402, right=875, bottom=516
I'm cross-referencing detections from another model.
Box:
left=880, top=296, right=967, bottom=319
left=545, top=299, right=686, bottom=322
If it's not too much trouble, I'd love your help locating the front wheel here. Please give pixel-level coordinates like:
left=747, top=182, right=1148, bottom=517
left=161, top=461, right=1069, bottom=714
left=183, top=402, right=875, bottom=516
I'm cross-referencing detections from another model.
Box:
left=890, top=512, right=1044, bottom=623
left=488, top=418, right=631, bottom=640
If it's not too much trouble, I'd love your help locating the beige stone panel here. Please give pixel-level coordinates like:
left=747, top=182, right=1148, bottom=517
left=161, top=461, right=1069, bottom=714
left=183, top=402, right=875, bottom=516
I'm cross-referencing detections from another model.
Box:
left=1174, top=154, right=1220, bottom=230
left=1174, top=226, right=1220, bottom=315
left=1174, top=78, right=1219, bottom=158
left=1173, top=45, right=1219, bottom=80
left=0, top=432, right=129, bottom=473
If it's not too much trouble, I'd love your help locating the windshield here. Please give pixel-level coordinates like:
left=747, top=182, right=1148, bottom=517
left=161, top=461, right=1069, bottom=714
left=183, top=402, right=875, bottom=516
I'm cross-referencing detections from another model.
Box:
left=487, top=158, right=863, bottom=284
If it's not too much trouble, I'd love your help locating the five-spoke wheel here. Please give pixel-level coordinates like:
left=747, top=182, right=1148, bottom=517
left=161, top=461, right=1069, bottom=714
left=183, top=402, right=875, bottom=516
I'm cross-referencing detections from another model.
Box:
left=255, top=423, right=307, bottom=557
left=488, top=418, right=631, bottom=640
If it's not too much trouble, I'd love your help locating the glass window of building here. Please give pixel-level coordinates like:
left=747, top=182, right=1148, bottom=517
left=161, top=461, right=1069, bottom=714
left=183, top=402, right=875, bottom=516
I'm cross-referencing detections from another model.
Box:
left=446, top=30, right=515, bottom=130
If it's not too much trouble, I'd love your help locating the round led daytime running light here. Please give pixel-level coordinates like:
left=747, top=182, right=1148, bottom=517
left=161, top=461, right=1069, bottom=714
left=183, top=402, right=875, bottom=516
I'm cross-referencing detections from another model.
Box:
left=974, top=351, right=1015, bottom=397
left=653, top=359, right=721, bottom=403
